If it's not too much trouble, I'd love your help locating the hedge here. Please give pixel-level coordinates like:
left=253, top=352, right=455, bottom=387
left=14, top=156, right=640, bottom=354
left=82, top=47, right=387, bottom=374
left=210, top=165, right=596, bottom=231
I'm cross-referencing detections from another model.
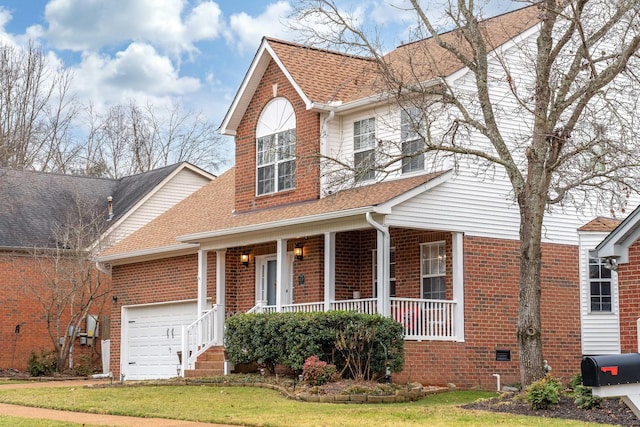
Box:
left=224, top=311, right=404, bottom=380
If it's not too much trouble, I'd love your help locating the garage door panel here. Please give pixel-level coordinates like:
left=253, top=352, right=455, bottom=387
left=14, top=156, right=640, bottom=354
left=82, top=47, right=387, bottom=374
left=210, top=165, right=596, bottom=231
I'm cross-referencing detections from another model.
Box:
left=124, top=301, right=197, bottom=380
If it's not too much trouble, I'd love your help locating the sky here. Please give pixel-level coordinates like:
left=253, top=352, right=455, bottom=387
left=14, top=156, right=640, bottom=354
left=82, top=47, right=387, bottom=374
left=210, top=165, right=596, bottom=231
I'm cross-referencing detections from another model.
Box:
left=0, top=0, right=516, bottom=167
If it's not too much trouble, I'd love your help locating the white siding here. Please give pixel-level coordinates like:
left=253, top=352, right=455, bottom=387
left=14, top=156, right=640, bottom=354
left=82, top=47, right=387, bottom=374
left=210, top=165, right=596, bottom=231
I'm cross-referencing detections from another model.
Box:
left=578, top=232, right=620, bottom=355
left=108, top=169, right=211, bottom=246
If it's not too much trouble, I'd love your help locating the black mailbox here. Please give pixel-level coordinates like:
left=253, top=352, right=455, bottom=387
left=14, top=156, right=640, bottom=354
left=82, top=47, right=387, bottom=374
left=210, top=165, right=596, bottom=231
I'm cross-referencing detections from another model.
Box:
left=582, top=353, right=640, bottom=387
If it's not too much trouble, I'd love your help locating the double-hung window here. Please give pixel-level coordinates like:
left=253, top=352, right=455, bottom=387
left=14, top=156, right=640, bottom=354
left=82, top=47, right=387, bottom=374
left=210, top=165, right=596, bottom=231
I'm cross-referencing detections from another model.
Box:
left=588, top=250, right=612, bottom=312
left=354, top=118, right=376, bottom=182
left=256, top=98, right=296, bottom=195
left=421, top=242, right=446, bottom=299
left=401, top=108, right=425, bottom=173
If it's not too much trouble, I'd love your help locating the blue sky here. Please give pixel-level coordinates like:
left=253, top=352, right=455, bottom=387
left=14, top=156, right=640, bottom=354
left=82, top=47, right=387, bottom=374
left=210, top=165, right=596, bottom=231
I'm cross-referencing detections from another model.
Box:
left=0, top=0, right=516, bottom=163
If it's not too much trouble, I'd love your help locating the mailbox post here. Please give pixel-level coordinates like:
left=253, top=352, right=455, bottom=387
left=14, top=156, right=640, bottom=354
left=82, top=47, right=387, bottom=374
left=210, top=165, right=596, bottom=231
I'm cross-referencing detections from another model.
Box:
left=581, top=353, right=640, bottom=418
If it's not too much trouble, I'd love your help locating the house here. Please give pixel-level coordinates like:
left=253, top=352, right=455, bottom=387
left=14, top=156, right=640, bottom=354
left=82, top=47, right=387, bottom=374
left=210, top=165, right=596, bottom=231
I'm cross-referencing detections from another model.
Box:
left=0, top=163, right=214, bottom=372
left=593, top=208, right=640, bottom=355
left=96, top=5, right=624, bottom=388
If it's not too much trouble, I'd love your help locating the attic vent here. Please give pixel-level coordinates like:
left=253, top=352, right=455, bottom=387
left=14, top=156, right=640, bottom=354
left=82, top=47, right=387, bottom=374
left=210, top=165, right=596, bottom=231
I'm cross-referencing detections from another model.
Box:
left=495, top=349, right=511, bottom=362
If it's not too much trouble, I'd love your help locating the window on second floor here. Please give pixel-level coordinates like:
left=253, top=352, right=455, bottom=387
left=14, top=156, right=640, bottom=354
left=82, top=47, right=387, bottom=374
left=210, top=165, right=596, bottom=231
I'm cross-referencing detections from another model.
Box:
left=421, top=241, right=446, bottom=300
left=401, top=108, right=425, bottom=174
left=354, top=117, right=376, bottom=182
left=256, top=98, right=296, bottom=196
left=588, top=250, right=612, bottom=312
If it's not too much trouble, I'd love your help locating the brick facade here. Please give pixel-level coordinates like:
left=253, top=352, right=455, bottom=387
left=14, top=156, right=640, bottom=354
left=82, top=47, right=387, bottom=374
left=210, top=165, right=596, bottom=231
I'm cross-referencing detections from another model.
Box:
left=617, top=241, right=640, bottom=352
left=234, top=59, right=320, bottom=213
left=0, top=253, right=109, bottom=372
left=110, top=230, right=581, bottom=389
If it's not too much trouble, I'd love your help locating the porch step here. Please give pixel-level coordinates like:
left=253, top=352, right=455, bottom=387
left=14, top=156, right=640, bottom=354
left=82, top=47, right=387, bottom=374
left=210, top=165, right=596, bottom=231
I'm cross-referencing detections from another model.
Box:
left=183, top=346, right=226, bottom=378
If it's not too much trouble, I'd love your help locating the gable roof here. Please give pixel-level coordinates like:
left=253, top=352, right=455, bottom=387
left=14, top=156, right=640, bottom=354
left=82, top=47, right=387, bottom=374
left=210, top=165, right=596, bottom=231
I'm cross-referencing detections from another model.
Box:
left=0, top=162, right=212, bottom=250
left=220, top=4, right=542, bottom=135
left=578, top=216, right=622, bottom=233
left=98, top=168, right=451, bottom=263
left=596, top=206, right=640, bottom=263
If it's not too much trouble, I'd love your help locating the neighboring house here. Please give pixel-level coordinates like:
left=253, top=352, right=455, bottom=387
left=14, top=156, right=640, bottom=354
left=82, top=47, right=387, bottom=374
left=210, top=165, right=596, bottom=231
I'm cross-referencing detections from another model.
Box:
left=0, top=163, right=214, bottom=371
left=97, top=6, right=624, bottom=388
left=594, top=207, right=640, bottom=355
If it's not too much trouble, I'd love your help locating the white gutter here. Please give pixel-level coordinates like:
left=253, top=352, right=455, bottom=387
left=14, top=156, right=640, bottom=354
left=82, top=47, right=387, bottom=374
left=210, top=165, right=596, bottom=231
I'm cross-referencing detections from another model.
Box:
left=366, top=212, right=390, bottom=317
left=95, top=261, right=112, bottom=277
left=178, top=206, right=374, bottom=243
left=96, top=243, right=198, bottom=263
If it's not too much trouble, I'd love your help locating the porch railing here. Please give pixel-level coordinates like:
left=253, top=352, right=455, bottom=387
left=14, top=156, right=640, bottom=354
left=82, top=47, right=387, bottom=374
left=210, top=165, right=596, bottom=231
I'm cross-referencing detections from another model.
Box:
left=390, top=298, right=456, bottom=340
left=247, top=297, right=457, bottom=341
left=181, top=305, right=221, bottom=375
left=332, top=298, right=377, bottom=314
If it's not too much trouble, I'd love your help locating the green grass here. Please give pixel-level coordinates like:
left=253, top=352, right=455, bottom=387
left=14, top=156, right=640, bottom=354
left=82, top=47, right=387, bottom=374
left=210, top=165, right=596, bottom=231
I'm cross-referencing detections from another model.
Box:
left=0, top=385, right=620, bottom=427
left=0, top=416, right=101, bottom=427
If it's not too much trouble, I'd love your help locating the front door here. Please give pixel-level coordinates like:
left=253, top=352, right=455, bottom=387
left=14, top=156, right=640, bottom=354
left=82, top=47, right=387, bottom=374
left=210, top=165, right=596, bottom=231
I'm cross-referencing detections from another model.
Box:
left=257, top=255, right=293, bottom=306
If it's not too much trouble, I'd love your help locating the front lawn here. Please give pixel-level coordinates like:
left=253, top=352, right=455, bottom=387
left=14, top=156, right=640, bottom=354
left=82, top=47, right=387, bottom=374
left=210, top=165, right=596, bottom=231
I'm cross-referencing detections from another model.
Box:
left=0, top=384, right=620, bottom=427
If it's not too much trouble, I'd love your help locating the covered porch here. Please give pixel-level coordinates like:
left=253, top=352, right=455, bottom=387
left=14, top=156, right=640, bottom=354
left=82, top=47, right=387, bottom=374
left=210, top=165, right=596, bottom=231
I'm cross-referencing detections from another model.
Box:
left=180, top=220, right=465, bottom=374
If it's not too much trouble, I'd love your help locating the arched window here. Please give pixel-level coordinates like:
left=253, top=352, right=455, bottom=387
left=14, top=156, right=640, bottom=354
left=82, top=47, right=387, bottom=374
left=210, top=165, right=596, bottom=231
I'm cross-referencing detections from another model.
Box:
left=256, top=98, right=296, bottom=195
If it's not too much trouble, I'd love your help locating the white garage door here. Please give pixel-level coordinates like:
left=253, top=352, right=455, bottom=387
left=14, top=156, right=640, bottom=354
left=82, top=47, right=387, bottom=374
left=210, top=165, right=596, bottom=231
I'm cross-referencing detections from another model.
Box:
left=123, top=301, right=197, bottom=380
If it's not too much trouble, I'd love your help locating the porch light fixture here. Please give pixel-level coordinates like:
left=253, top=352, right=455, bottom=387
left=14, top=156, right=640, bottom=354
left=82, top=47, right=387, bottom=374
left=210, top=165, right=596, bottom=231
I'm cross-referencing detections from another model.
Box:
left=241, top=253, right=250, bottom=267
left=294, top=243, right=303, bottom=261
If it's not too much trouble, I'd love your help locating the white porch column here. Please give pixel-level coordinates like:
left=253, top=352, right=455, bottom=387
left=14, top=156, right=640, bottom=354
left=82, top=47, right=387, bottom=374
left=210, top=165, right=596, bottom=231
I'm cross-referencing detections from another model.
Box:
left=197, top=250, right=208, bottom=316
left=376, top=228, right=390, bottom=317
left=276, top=238, right=287, bottom=312
left=324, top=232, right=336, bottom=311
left=452, top=232, right=465, bottom=342
left=367, top=213, right=390, bottom=317
left=216, top=250, right=226, bottom=344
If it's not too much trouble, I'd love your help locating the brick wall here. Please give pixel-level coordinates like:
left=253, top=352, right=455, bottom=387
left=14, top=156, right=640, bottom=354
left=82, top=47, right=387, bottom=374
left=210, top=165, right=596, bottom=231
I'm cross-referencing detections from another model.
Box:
left=234, top=59, right=321, bottom=213
left=109, top=253, right=217, bottom=378
left=393, top=235, right=581, bottom=389
left=110, top=232, right=581, bottom=389
left=0, top=253, right=109, bottom=372
left=618, top=241, right=640, bottom=352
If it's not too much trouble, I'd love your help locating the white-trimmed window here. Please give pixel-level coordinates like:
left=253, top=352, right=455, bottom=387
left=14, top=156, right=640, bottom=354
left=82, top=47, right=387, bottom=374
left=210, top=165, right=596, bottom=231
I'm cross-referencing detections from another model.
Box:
left=421, top=241, right=446, bottom=299
left=256, top=98, right=296, bottom=195
left=401, top=108, right=425, bottom=173
left=588, top=250, right=612, bottom=312
left=373, top=248, right=396, bottom=297
left=354, top=117, right=376, bottom=181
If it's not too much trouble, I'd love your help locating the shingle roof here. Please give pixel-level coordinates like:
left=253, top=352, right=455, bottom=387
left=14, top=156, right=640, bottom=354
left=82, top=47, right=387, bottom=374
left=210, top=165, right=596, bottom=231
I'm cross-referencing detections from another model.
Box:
left=99, top=168, right=448, bottom=259
left=0, top=164, right=194, bottom=249
left=578, top=216, right=622, bottom=232
left=266, top=4, right=542, bottom=105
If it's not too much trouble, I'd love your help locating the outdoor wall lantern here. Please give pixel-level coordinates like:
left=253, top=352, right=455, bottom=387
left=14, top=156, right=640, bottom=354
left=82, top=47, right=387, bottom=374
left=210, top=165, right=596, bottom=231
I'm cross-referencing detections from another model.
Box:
left=241, top=253, right=250, bottom=267
left=294, top=243, right=304, bottom=261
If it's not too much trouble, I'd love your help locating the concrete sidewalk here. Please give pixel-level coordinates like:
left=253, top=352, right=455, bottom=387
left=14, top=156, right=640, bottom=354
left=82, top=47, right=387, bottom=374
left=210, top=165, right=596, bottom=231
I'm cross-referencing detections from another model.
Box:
left=0, top=379, right=233, bottom=426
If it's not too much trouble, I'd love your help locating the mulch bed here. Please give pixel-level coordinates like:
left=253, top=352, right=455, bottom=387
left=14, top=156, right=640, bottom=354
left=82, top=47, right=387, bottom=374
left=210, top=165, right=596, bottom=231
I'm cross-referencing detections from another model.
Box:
left=462, top=393, right=640, bottom=426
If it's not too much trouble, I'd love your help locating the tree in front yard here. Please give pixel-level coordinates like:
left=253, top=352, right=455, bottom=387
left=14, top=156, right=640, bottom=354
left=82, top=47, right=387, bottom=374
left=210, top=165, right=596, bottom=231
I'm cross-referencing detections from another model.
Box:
left=14, top=193, right=110, bottom=373
left=291, top=0, right=640, bottom=385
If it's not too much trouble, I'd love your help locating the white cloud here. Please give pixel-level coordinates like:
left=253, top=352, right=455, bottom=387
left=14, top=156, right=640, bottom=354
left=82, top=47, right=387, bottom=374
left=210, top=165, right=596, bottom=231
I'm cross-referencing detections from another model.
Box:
left=44, top=0, right=224, bottom=55
left=227, top=1, right=293, bottom=53
left=71, top=42, right=201, bottom=108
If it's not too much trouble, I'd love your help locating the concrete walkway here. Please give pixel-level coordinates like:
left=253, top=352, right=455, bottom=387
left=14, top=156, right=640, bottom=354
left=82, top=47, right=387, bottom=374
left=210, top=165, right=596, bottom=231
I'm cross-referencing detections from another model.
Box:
left=0, top=379, right=234, bottom=426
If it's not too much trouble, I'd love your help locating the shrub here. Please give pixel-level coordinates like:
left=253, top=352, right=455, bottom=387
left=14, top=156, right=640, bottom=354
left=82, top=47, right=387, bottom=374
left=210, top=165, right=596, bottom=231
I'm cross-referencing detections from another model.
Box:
left=573, top=384, right=603, bottom=409
left=567, top=373, right=582, bottom=391
left=27, top=349, right=57, bottom=376
left=526, top=376, right=562, bottom=410
left=302, top=355, right=337, bottom=385
left=225, top=311, right=404, bottom=379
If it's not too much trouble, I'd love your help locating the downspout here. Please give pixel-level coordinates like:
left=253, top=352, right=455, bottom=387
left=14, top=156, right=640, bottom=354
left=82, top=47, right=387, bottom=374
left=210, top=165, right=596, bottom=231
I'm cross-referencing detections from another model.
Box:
left=366, top=212, right=390, bottom=317
left=320, top=110, right=336, bottom=194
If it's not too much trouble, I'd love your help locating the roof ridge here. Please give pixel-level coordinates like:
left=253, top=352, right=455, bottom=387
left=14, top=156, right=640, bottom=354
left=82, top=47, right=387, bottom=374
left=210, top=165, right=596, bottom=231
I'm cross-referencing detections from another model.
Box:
left=1, top=167, right=117, bottom=182
left=395, top=3, right=540, bottom=50
left=265, top=36, right=375, bottom=62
